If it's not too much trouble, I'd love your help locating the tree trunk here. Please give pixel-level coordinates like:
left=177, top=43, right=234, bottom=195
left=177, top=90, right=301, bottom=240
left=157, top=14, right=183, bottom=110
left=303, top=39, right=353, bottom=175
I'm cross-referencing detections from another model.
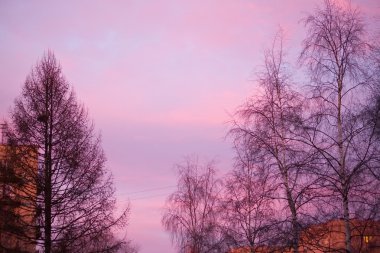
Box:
left=343, top=194, right=352, bottom=253
left=43, top=79, right=52, bottom=253
left=338, top=78, right=351, bottom=253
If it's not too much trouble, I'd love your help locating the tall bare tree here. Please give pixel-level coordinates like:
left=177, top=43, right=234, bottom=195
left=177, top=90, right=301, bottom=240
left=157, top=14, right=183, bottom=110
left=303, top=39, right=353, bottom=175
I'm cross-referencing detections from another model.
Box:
left=299, top=0, right=380, bottom=251
left=162, top=158, right=223, bottom=253
left=367, top=41, right=380, bottom=181
left=230, top=31, right=316, bottom=253
left=5, top=52, right=130, bottom=253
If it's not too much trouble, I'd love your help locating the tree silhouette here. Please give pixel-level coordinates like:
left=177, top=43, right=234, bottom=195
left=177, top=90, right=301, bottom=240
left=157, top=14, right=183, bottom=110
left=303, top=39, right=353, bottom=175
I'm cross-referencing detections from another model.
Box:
left=5, top=52, right=130, bottom=253
left=300, top=0, right=380, bottom=251
left=220, top=140, right=275, bottom=253
left=162, top=158, right=223, bottom=253
left=229, top=31, right=316, bottom=253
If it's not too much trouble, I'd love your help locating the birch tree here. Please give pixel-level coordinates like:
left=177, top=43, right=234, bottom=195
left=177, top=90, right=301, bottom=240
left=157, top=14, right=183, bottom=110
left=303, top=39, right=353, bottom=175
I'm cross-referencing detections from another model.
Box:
left=230, top=32, right=314, bottom=253
left=300, top=1, right=380, bottom=251
left=220, top=140, right=275, bottom=253
left=162, top=158, right=223, bottom=253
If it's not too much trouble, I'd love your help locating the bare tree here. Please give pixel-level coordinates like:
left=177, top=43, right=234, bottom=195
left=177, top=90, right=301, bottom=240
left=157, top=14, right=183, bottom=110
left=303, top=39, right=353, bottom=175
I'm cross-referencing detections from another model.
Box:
left=299, top=0, right=380, bottom=251
left=366, top=41, right=380, bottom=181
left=220, top=139, right=275, bottom=253
left=54, top=229, right=138, bottom=253
left=5, top=52, right=130, bottom=253
left=230, top=31, right=316, bottom=253
left=162, top=158, right=223, bottom=253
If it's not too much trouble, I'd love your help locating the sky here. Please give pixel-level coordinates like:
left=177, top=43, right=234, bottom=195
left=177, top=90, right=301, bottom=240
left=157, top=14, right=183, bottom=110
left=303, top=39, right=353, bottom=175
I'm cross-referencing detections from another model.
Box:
left=0, top=1, right=379, bottom=252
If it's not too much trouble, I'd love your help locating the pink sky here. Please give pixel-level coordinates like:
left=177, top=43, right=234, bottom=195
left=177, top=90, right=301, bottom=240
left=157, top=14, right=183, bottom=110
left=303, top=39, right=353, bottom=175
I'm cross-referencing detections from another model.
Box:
left=0, top=1, right=379, bottom=252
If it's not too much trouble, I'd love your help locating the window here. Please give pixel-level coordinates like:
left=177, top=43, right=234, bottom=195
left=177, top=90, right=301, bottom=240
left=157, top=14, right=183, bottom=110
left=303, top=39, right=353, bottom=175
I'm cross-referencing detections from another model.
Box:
left=363, top=235, right=372, bottom=244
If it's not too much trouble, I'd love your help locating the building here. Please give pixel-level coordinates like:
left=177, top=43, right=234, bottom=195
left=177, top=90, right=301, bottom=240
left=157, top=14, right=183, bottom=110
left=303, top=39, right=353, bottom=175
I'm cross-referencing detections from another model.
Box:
left=230, top=219, right=380, bottom=253
left=0, top=125, right=37, bottom=253
left=301, top=219, right=380, bottom=253
left=229, top=245, right=287, bottom=253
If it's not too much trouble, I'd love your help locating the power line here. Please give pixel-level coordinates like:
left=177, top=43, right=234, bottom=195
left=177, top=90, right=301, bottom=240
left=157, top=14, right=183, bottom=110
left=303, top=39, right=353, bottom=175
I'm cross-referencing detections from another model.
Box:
left=129, top=193, right=171, bottom=201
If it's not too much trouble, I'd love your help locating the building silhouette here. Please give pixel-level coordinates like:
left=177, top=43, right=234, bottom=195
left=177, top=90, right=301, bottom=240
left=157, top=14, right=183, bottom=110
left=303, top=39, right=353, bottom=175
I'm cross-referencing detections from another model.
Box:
left=229, top=219, right=380, bottom=253
left=0, top=125, right=37, bottom=253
